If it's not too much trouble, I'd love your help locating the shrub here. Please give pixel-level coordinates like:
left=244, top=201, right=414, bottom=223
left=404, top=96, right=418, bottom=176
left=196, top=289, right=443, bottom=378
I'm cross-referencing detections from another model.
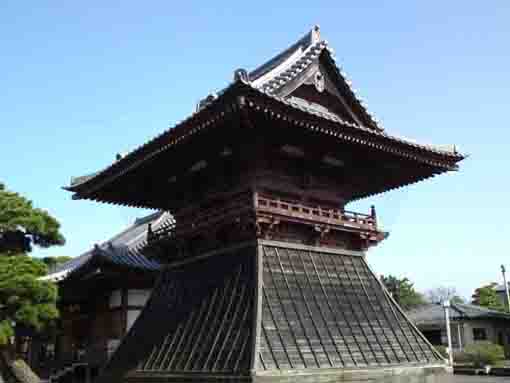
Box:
left=462, top=342, right=505, bottom=367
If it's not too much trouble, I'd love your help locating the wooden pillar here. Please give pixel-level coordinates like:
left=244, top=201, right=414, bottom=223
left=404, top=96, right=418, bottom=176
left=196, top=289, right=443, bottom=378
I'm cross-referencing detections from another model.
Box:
left=121, top=289, right=128, bottom=335
left=457, top=322, right=463, bottom=351
left=85, top=364, right=91, bottom=383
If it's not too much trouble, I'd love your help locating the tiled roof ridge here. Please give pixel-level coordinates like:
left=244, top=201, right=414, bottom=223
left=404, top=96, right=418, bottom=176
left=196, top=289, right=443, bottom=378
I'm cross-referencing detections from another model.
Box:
left=453, top=302, right=510, bottom=317
left=42, top=212, right=169, bottom=281
left=254, top=40, right=327, bottom=92
left=249, top=25, right=320, bottom=80
left=247, top=26, right=383, bottom=132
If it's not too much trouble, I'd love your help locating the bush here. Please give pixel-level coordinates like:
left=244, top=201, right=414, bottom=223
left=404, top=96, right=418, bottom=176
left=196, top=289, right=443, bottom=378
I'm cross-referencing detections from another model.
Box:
left=461, top=342, right=505, bottom=367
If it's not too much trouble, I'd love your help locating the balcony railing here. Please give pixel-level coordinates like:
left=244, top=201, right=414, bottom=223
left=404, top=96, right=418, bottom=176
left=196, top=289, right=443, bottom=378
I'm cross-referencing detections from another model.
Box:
left=147, top=192, right=379, bottom=246
left=148, top=192, right=253, bottom=243
left=255, top=194, right=377, bottom=231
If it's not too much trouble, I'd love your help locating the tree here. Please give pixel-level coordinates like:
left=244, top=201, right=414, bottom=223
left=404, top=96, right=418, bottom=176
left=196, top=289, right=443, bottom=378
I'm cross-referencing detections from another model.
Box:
left=380, top=275, right=427, bottom=310
left=0, top=256, right=58, bottom=346
left=0, top=183, right=65, bottom=255
left=473, top=286, right=505, bottom=312
left=425, top=286, right=465, bottom=305
left=0, top=182, right=65, bottom=361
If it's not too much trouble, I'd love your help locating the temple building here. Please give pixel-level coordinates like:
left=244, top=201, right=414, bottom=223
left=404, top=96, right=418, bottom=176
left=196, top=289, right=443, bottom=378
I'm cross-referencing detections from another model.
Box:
left=33, top=212, right=173, bottom=380
left=64, top=26, right=464, bottom=382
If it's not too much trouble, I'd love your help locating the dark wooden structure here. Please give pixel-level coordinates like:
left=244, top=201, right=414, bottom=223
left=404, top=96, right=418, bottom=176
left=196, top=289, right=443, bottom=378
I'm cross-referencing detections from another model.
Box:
left=65, top=26, right=464, bottom=383
left=33, top=213, right=172, bottom=381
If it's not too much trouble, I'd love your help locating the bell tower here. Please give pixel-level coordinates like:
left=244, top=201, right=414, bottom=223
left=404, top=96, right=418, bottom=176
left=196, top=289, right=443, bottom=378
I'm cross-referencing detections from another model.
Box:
left=66, top=26, right=464, bottom=383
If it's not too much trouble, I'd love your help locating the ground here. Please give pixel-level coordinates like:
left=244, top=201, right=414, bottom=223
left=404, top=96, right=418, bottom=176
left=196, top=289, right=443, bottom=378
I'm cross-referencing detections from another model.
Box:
left=450, top=376, right=508, bottom=382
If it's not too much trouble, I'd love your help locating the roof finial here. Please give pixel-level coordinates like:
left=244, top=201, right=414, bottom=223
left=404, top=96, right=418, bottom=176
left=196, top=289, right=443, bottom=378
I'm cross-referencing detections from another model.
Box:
left=311, top=25, right=321, bottom=43
left=234, top=68, right=250, bottom=83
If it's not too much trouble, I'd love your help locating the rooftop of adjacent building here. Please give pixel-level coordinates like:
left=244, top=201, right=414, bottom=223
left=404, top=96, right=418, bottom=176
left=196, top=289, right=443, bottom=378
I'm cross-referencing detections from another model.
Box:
left=41, top=212, right=173, bottom=282
left=407, top=303, right=510, bottom=326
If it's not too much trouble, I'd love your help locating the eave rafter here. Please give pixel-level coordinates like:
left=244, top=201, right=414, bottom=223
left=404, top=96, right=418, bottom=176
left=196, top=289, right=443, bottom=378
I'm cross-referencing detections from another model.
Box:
left=242, top=92, right=462, bottom=171
left=66, top=82, right=464, bottom=207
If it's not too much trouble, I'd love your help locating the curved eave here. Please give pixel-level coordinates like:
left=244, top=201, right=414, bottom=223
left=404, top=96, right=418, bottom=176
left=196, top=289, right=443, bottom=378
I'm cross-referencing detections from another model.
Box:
left=65, top=83, right=464, bottom=206
left=65, top=82, right=246, bottom=197
left=244, top=88, right=466, bottom=167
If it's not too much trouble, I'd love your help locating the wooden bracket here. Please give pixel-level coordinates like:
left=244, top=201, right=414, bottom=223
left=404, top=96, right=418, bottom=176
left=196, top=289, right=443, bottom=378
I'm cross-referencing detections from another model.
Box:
left=256, top=217, right=280, bottom=239
left=312, top=224, right=331, bottom=245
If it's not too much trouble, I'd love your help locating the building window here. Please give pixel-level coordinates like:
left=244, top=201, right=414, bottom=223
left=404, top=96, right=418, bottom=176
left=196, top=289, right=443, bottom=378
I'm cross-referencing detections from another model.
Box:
left=473, top=328, right=487, bottom=341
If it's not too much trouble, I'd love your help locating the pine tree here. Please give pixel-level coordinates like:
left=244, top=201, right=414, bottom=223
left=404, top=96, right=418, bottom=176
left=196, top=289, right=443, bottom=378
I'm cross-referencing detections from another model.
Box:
left=0, top=182, right=65, bottom=350
left=0, top=183, right=64, bottom=255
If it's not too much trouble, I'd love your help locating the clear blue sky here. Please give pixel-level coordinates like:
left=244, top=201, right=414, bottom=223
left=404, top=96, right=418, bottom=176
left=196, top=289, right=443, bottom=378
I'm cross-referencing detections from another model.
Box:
left=2, top=1, right=509, bottom=300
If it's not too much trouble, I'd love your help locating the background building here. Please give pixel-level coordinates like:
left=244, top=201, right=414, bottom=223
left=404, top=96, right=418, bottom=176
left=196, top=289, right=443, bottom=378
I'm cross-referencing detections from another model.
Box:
left=407, top=303, right=510, bottom=354
left=31, top=212, right=173, bottom=380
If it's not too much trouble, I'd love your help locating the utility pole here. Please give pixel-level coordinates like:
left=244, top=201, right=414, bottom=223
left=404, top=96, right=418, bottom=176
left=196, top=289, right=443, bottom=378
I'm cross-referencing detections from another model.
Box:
left=443, top=300, right=454, bottom=366
left=501, top=265, right=510, bottom=312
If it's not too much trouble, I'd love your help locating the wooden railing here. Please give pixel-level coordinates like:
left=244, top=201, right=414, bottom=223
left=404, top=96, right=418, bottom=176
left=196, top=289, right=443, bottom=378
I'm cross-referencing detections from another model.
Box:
left=255, top=194, right=377, bottom=231
left=148, top=192, right=253, bottom=243
left=147, top=192, right=378, bottom=245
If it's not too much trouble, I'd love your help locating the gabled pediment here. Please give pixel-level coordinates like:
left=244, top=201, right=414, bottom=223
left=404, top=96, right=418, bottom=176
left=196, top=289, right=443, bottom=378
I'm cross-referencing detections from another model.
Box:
left=282, top=60, right=366, bottom=126
left=250, top=27, right=381, bottom=130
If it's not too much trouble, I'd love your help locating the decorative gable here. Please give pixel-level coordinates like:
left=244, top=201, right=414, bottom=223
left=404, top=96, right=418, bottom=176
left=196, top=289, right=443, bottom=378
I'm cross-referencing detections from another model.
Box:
left=249, top=27, right=381, bottom=130
left=283, top=60, right=365, bottom=126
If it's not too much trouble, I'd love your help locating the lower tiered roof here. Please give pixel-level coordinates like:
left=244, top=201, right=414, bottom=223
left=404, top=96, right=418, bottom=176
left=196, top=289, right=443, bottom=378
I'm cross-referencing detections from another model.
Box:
left=95, top=242, right=443, bottom=383
left=42, top=212, right=174, bottom=282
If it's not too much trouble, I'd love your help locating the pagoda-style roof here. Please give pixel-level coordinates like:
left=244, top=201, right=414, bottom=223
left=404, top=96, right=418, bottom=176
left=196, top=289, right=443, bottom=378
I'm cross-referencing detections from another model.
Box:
left=41, top=212, right=174, bottom=282
left=65, top=26, right=464, bottom=208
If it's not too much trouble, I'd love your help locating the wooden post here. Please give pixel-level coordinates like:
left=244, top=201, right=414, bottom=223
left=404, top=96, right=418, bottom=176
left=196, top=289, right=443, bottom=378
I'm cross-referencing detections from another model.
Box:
left=121, top=289, right=128, bottom=335
left=457, top=323, right=463, bottom=351
left=443, top=300, right=454, bottom=365
left=85, top=364, right=91, bottom=383
left=501, top=265, right=510, bottom=312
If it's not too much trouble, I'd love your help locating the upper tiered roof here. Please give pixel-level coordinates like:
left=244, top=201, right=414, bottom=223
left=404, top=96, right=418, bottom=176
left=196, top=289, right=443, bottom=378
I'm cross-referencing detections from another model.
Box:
left=65, top=26, right=464, bottom=208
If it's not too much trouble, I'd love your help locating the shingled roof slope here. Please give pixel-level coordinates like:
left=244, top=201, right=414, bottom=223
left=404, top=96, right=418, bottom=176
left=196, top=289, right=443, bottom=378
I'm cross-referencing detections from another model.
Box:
left=94, top=242, right=445, bottom=383
left=41, top=212, right=173, bottom=282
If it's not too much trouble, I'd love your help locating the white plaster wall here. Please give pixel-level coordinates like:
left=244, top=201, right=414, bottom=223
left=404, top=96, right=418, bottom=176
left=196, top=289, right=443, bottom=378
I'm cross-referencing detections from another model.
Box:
left=126, top=309, right=142, bottom=332
left=127, top=289, right=151, bottom=306
left=109, top=290, right=122, bottom=308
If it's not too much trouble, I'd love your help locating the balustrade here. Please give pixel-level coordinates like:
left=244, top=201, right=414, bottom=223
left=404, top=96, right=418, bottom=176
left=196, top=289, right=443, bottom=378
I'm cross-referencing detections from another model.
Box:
left=147, top=192, right=378, bottom=246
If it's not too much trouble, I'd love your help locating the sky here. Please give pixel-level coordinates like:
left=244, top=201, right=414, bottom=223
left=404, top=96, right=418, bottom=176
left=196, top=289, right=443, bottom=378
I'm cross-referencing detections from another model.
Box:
left=1, top=1, right=509, bottom=300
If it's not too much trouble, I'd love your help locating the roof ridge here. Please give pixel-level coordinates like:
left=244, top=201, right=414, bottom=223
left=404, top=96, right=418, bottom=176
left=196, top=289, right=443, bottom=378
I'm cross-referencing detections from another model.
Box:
left=255, top=40, right=328, bottom=92
left=249, top=25, right=321, bottom=82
